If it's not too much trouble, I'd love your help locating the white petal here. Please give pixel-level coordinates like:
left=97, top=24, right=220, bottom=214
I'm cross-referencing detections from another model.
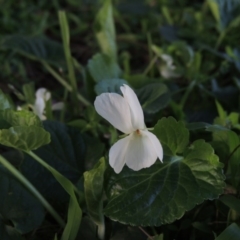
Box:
left=36, top=88, right=51, bottom=101
left=109, top=135, right=131, bottom=173
left=33, top=98, right=46, bottom=120
left=52, top=102, right=64, bottom=111
left=160, top=54, right=173, bottom=65
left=120, top=84, right=145, bottom=130
left=144, top=130, right=163, bottom=162
left=125, top=130, right=158, bottom=171
left=94, top=93, right=133, bottom=134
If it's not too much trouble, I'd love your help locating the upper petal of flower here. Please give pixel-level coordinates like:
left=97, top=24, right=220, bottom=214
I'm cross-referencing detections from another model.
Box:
left=160, top=54, right=174, bottom=66
left=120, top=84, right=145, bottom=130
left=109, top=135, right=132, bottom=173
left=94, top=92, right=134, bottom=134
left=33, top=98, right=46, bottom=120
left=36, top=88, right=51, bottom=101
left=125, top=130, right=160, bottom=171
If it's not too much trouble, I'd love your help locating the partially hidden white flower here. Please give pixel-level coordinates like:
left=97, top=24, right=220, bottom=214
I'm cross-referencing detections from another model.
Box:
left=33, top=88, right=63, bottom=120
left=160, top=54, right=180, bottom=79
left=94, top=84, right=163, bottom=173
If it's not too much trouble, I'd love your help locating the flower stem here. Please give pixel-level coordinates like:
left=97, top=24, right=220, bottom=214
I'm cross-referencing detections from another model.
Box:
left=143, top=55, right=158, bottom=76
left=97, top=219, right=105, bottom=240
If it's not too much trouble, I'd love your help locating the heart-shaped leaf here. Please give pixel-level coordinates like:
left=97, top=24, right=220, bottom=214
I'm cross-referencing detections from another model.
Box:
left=1, top=35, right=65, bottom=68
left=94, top=79, right=128, bottom=95
left=137, top=83, right=170, bottom=114
left=104, top=117, right=225, bottom=226
left=153, top=117, right=189, bottom=156
left=104, top=139, right=225, bottom=226
left=22, top=121, right=85, bottom=203
left=87, top=53, right=121, bottom=83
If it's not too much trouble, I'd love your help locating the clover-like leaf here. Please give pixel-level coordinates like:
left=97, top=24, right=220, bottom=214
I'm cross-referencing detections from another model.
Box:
left=0, top=126, right=50, bottom=152
left=153, top=117, right=189, bottom=156
left=104, top=140, right=225, bottom=226
left=0, top=109, right=42, bottom=128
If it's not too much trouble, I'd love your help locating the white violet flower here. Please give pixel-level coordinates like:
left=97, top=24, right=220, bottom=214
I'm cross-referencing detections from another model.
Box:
left=33, top=88, right=63, bottom=120
left=94, top=84, right=163, bottom=173
left=160, top=54, right=179, bottom=79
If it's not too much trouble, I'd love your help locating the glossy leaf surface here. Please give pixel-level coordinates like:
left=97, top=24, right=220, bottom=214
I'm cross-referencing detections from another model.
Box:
left=104, top=117, right=225, bottom=226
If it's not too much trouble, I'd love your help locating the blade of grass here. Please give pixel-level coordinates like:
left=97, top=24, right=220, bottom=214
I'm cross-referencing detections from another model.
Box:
left=58, top=11, right=79, bottom=106
left=179, top=80, right=196, bottom=110
left=26, top=151, right=82, bottom=240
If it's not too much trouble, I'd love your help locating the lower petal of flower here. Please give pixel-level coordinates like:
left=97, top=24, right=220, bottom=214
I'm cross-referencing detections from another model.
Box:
left=144, top=130, right=163, bottom=162
left=109, top=135, right=132, bottom=173
left=125, top=131, right=158, bottom=171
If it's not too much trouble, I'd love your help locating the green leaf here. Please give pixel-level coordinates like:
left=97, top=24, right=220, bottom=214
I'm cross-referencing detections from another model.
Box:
left=0, top=166, right=44, bottom=234
left=0, top=222, right=25, bottom=240
left=110, top=225, right=146, bottom=240
left=83, top=135, right=105, bottom=170
left=76, top=216, right=98, bottom=240
left=215, top=100, right=227, bottom=119
left=192, top=221, right=212, bottom=233
left=1, top=35, right=65, bottom=68
left=186, top=122, right=212, bottom=131
left=87, top=53, right=121, bottom=83
left=137, top=83, right=170, bottom=114
left=104, top=140, right=225, bottom=226
left=212, top=130, right=240, bottom=187
left=22, top=82, right=35, bottom=104
left=84, top=158, right=106, bottom=230
left=0, top=109, right=42, bottom=127
left=94, top=79, right=128, bottom=95
left=20, top=123, right=83, bottom=240
left=208, top=0, right=240, bottom=31
left=153, top=117, right=189, bottom=156
left=22, top=121, right=85, bottom=203
left=0, top=126, right=50, bottom=151
left=215, top=223, right=240, bottom=240
left=94, top=0, right=117, bottom=60
left=229, top=112, right=239, bottom=126
left=0, top=89, right=12, bottom=110
left=208, top=0, right=221, bottom=24
left=220, top=195, right=240, bottom=214
left=151, top=234, right=164, bottom=240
